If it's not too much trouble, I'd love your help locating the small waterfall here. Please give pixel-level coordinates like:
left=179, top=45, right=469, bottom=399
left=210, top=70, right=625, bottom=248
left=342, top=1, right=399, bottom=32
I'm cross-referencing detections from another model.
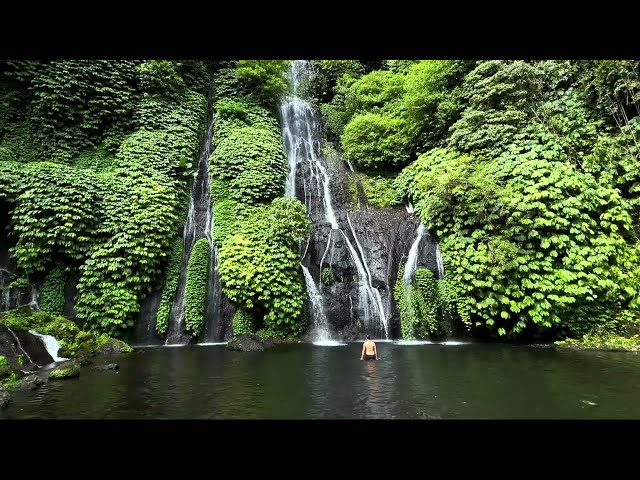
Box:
left=30, top=331, right=68, bottom=362
left=435, top=242, right=445, bottom=279
left=403, top=224, right=426, bottom=287
left=166, top=104, right=216, bottom=345
left=29, top=284, right=40, bottom=310
left=202, top=251, right=224, bottom=342
left=280, top=60, right=389, bottom=339
left=301, top=265, right=329, bottom=341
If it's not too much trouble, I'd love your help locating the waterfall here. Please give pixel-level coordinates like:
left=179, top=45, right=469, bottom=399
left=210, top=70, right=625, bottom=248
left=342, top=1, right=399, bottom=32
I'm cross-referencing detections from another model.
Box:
left=29, top=284, right=40, bottom=310
left=301, top=265, right=329, bottom=341
left=435, top=242, right=445, bottom=279
left=0, top=269, right=40, bottom=313
left=280, top=60, right=389, bottom=339
left=166, top=104, right=216, bottom=345
left=30, top=331, right=68, bottom=362
left=404, top=224, right=426, bottom=287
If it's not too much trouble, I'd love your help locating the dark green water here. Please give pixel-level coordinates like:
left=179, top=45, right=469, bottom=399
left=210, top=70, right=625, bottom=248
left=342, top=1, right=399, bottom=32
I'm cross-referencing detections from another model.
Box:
left=2, top=342, right=640, bottom=419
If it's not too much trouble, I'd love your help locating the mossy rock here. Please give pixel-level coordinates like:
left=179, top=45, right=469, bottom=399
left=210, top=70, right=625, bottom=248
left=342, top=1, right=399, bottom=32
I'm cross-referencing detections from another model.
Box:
left=0, top=308, right=79, bottom=345
left=0, top=356, right=11, bottom=380
left=49, top=361, right=80, bottom=380
left=95, top=336, right=133, bottom=355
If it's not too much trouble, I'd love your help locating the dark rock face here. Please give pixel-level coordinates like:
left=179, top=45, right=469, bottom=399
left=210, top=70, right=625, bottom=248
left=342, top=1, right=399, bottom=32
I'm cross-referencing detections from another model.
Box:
left=133, top=257, right=236, bottom=346
left=226, top=335, right=265, bottom=352
left=0, top=325, right=54, bottom=368
left=295, top=153, right=438, bottom=340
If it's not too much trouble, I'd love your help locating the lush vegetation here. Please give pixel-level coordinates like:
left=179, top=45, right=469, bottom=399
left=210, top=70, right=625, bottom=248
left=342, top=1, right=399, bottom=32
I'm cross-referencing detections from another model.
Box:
left=0, top=60, right=210, bottom=337
left=232, top=309, right=255, bottom=335
left=155, top=238, right=184, bottom=335
left=184, top=238, right=210, bottom=336
left=309, top=59, right=640, bottom=344
left=0, top=307, right=132, bottom=358
left=211, top=62, right=312, bottom=338
left=39, top=265, right=67, bottom=315
left=3, top=59, right=639, bottom=347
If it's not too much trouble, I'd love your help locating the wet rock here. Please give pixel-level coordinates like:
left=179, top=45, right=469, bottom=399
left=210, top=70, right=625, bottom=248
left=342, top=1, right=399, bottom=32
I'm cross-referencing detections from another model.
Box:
left=93, top=363, right=119, bottom=371
left=20, top=374, right=46, bottom=390
left=78, top=357, right=93, bottom=367
left=0, top=325, right=54, bottom=368
left=295, top=150, right=435, bottom=339
left=226, top=335, right=265, bottom=352
left=335, top=325, right=361, bottom=342
left=49, top=361, right=80, bottom=380
left=0, top=385, right=9, bottom=409
left=96, top=338, right=133, bottom=355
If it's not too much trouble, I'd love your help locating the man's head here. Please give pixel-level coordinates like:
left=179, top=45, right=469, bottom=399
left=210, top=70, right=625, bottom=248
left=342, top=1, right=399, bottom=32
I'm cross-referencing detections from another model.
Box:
left=366, top=335, right=370, bottom=340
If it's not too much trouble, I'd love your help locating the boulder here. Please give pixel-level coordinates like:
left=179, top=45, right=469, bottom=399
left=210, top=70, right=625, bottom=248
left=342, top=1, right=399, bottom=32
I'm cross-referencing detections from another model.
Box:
left=49, top=361, right=80, bottom=380
left=20, top=374, right=46, bottom=390
left=226, top=335, right=265, bottom=352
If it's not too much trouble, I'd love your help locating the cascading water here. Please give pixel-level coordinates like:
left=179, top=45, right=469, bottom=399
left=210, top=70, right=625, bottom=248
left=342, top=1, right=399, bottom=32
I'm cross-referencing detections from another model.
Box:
left=404, top=224, right=426, bottom=287
left=435, top=242, right=445, bottom=279
left=166, top=104, right=216, bottom=345
left=280, top=60, right=389, bottom=339
left=301, top=264, right=329, bottom=341
left=30, top=331, right=68, bottom=362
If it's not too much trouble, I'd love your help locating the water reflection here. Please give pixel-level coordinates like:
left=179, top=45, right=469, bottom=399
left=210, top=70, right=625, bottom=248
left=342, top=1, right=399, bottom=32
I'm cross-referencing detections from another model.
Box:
left=3, top=343, right=640, bottom=419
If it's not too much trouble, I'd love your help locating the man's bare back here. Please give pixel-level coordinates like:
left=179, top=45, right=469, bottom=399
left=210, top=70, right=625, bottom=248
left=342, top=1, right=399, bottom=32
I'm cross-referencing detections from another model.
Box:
left=361, top=337, right=377, bottom=360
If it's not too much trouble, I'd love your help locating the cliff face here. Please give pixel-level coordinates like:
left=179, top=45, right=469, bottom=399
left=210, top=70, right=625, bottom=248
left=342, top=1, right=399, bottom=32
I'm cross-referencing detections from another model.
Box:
left=295, top=153, right=438, bottom=340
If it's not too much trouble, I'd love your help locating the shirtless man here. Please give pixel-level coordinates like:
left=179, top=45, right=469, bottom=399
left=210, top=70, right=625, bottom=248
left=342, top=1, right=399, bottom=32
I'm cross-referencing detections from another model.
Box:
left=360, top=335, right=377, bottom=360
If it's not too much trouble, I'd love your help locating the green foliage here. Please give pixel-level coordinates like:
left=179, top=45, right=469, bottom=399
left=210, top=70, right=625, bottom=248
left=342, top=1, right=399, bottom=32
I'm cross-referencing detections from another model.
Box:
left=349, top=172, right=401, bottom=208
left=321, top=268, right=335, bottom=286
left=49, top=362, right=80, bottom=379
left=218, top=198, right=311, bottom=337
left=1, top=372, right=20, bottom=391
left=40, top=265, right=67, bottom=315
left=342, top=112, right=410, bottom=171
left=236, top=60, right=290, bottom=107
left=211, top=67, right=313, bottom=338
left=210, top=124, right=287, bottom=204
left=184, top=238, right=210, bottom=336
left=447, top=61, right=542, bottom=158
left=8, top=162, right=100, bottom=275
left=71, top=144, right=116, bottom=173
left=0, top=308, right=79, bottom=345
left=394, top=267, right=448, bottom=339
left=307, top=60, right=364, bottom=103
left=1, top=60, right=209, bottom=338
left=396, top=144, right=635, bottom=337
left=403, top=60, right=473, bottom=152
left=556, top=333, right=640, bottom=352
left=232, top=309, right=255, bottom=335
left=343, top=70, right=406, bottom=117
left=137, top=61, right=185, bottom=99
left=0, top=356, right=10, bottom=379
left=592, top=60, right=640, bottom=126
left=213, top=199, right=238, bottom=245
left=29, top=60, right=140, bottom=162
left=156, top=238, right=184, bottom=335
